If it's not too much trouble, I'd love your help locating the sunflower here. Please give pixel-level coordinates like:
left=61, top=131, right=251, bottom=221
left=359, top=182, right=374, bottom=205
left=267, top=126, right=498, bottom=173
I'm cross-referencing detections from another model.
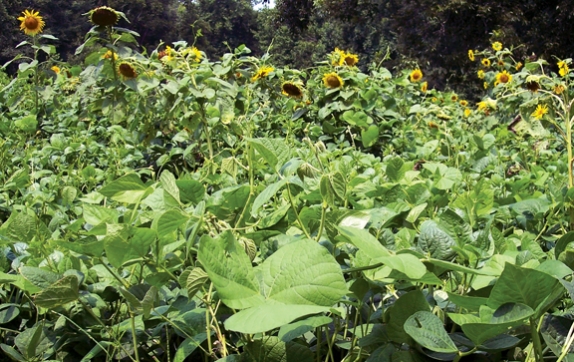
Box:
left=477, top=101, right=487, bottom=111
left=89, top=6, right=119, bottom=27
left=481, top=58, right=491, bottom=67
left=531, top=104, right=548, bottom=119
left=558, top=61, right=569, bottom=77
left=495, top=70, right=512, bottom=84
left=526, top=81, right=540, bottom=93
left=460, top=100, right=468, bottom=107
left=251, top=65, right=274, bottom=82
left=102, top=50, right=118, bottom=61
left=515, top=62, right=523, bottom=70
left=450, top=94, right=458, bottom=102
left=18, top=10, right=45, bottom=36
left=464, top=108, right=471, bottom=117
left=51, top=65, right=60, bottom=74
left=332, top=48, right=346, bottom=66
left=281, top=81, right=304, bottom=98
left=409, top=69, right=423, bottom=82
left=323, top=72, right=344, bottom=88
left=554, top=84, right=566, bottom=95
left=497, top=59, right=505, bottom=67
left=117, top=62, right=137, bottom=79
left=468, top=50, right=475, bottom=61
left=182, top=47, right=202, bottom=62
left=477, top=70, right=485, bottom=79
left=343, top=52, right=359, bottom=66
left=483, top=82, right=488, bottom=89
left=421, top=81, right=428, bottom=92
left=428, top=121, right=439, bottom=129
left=492, top=42, right=503, bottom=51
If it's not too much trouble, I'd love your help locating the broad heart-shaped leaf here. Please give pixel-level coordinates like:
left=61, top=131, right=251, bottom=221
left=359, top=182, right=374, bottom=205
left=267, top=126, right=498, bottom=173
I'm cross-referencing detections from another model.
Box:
left=386, top=157, right=406, bottom=183
left=247, top=138, right=290, bottom=171
left=338, top=226, right=426, bottom=279
left=251, top=178, right=289, bottom=217
left=417, top=220, right=457, bottom=260
left=34, top=275, right=79, bottom=308
left=404, top=311, right=458, bottom=353
left=387, top=290, right=430, bottom=345
left=198, top=232, right=264, bottom=309
left=255, top=239, right=347, bottom=306
left=361, top=125, right=379, bottom=148
left=555, top=231, right=574, bottom=259
left=159, top=170, right=180, bottom=204
left=278, top=315, right=332, bottom=342
left=225, top=304, right=330, bottom=334
left=19, top=267, right=61, bottom=289
left=246, top=336, right=314, bottom=362
left=98, top=173, right=147, bottom=198
left=487, top=263, right=563, bottom=316
left=449, top=303, right=534, bottom=346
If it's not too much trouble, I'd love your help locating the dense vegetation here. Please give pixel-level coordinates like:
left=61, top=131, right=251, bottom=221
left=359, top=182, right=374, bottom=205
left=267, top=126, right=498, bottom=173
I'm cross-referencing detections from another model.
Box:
left=4, top=3, right=574, bottom=362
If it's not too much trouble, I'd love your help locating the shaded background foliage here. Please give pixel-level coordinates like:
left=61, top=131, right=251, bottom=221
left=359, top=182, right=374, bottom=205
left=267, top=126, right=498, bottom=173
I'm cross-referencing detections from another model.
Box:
left=3, top=0, right=574, bottom=94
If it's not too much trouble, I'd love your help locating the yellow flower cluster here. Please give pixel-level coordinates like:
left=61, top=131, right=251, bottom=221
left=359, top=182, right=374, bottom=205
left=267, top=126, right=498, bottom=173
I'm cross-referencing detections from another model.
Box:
left=558, top=60, right=569, bottom=77
left=331, top=48, right=359, bottom=67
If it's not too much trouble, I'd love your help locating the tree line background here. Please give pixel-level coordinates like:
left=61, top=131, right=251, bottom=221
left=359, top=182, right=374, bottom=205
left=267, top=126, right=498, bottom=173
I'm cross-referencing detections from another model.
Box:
left=2, top=0, right=574, bottom=95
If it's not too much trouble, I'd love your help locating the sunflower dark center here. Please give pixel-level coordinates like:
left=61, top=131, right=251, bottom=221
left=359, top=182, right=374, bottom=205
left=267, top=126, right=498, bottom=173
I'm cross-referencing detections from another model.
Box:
left=25, top=17, right=39, bottom=29
left=119, top=63, right=136, bottom=78
left=326, top=76, right=341, bottom=87
left=283, top=84, right=302, bottom=97
left=499, top=74, right=510, bottom=83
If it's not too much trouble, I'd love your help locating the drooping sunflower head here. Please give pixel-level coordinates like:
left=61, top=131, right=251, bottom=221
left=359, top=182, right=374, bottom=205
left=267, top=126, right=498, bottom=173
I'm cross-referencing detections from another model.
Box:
left=17, top=10, right=45, bottom=36
left=281, top=81, right=304, bottom=98
left=89, top=6, right=119, bottom=27
left=526, top=81, right=540, bottom=93
left=531, top=104, right=548, bottom=119
left=323, top=72, right=344, bottom=88
left=515, top=62, right=523, bottom=70
left=492, top=42, right=503, bottom=51
left=483, top=82, right=488, bottom=89
left=481, top=58, right=491, bottom=67
left=558, top=60, right=570, bottom=77
left=343, top=52, right=359, bottom=67
left=421, top=81, right=428, bottom=92
left=51, top=65, right=60, bottom=74
left=117, top=62, right=137, bottom=79
left=495, top=70, right=512, bottom=84
left=468, top=50, right=475, bottom=61
left=409, top=69, right=423, bottom=82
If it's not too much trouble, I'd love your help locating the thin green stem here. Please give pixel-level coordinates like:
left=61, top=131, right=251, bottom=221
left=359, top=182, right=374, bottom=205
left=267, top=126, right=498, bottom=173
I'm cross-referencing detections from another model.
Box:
left=531, top=316, right=543, bottom=362
left=130, top=312, right=140, bottom=361
left=315, top=203, right=327, bottom=242
left=286, top=182, right=312, bottom=239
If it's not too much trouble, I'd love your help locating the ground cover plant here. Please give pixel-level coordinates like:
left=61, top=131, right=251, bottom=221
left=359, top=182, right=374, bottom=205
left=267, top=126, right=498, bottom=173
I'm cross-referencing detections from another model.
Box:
left=3, top=6, right=574, bottom=362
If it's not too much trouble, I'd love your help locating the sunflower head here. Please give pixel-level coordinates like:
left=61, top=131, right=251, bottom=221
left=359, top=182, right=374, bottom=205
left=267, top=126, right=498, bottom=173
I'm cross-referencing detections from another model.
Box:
left=182, top=47, right=202, bottom=62
left=468, top=50, right=475, bottom=61
left=281, top=81, right=304, bottom=98
left=89, top=6, right=119, bottom=27
left=421, top=81, right=428, bottom=92
left=531, top=104, right=548, bottom=119
left=495, top=70, right=512, bottom=84
left=102, top=50, right=118, bottom=61
left=451, top=94, right=458, bottom=102
left=483, top=82, right=488, bottom=89
left=331, top=48, right=346, bottom=66
left=515, top=62, right=523, bottom=70
left=558, top=61, right=570, bottom=77
left=481, top=58, right=491, bottom=67
left=17, top=10, right=45, bottom=36
left=251, top=65, right=275, bottom=82
left=117, top=62, right=137, bottom=79
left=526, top=81, right=540, bottom=93
left=343, top=52, right=359, bottom=67
left=323, top=72, right=344, bottom=88
left=51, top=65, right=60, bottom=74
left=409, top=69, right=423, bottom=82
left=477, top=70, right=485, bottom=79
left=554, top=84, right=566, bottom=95
left=460, top=100, right=468, bottom=107
left=492, top=42, right=503, bottom=51
left=464, top=108, right=471, bottom=117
